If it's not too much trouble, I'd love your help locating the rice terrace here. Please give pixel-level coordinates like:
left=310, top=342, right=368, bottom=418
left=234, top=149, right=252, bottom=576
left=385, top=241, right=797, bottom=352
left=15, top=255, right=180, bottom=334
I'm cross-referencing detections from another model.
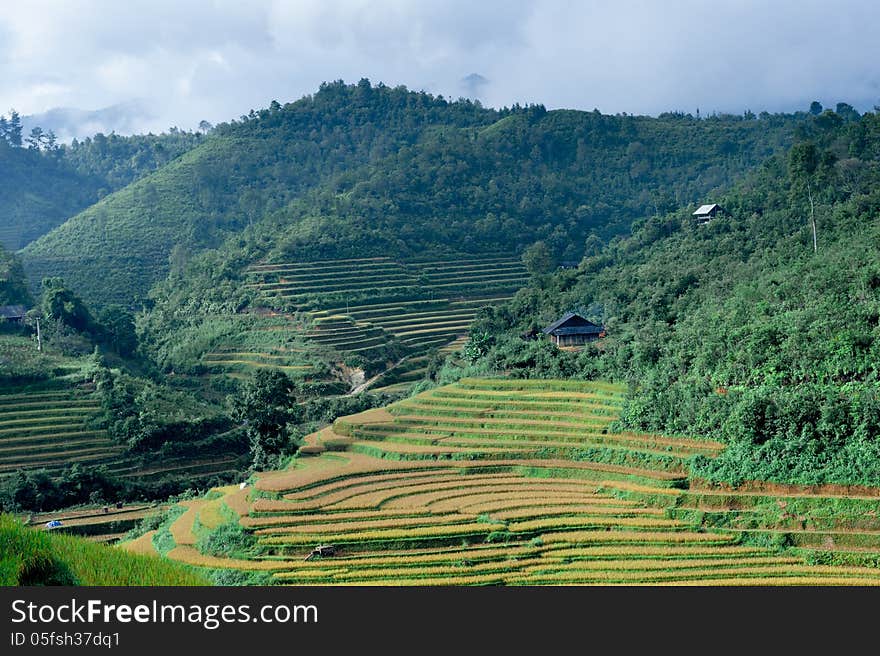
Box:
left=121, top=378, right=880, bottom=585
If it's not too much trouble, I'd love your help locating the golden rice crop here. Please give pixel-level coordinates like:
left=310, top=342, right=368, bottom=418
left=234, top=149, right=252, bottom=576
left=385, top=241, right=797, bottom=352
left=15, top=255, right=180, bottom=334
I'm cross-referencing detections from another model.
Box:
left=168, top=500, right=205, bottom=546
left=256, top=452, right=444, bottom=493
left=321, top=540, right=534, bottom=561
left=493, top=505, right=667, bottom=521
left=538, top=545, right=773, bottom=559
left=430, top=489, right=622, bottom=513
left=119, top=530, right=158, bottom=556
left=258, top=521, right=505, bottom=545
left=223, top=487, right=251, bottom=517
left=283, top=573, right=507, bottom=586
left=652, top=577, right=880, bottom=586
left=511, top=564, right=880, bottom=584
left=166, top=546, right=295, bottom=570
left=253, top=513, right=474, bottom=536
left=381, top=484, right=601, bottom=511
left=522, top=556, right=801, bottom=573
left=350, top=441, right=495, bottom=456
left=456, top=495, right=638, bottom=513
left=281, top=469, right=470, bottom=502
left=598, top=481, right=684, bottom=496
left=242, top=509, right=438, bottom=528
left=508, top=516, right=686, bottom=533
left=320, top=558, right=541, bottom=581
left=333, top=477, right=591, bottom=510
left=392, top=412, right=611, bottom=432
left=282, top=545, right=535, bottom=570
left=540, top=530, right=737, bottom=545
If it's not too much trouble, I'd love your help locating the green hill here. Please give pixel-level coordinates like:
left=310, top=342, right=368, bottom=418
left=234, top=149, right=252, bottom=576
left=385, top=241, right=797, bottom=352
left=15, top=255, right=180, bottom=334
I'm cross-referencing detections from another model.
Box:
left=0, top=140, right=100, bottom=251
left=22, top=82, right=496, bottom=306
left=23, top=81, right=805, bottom=308
left=0, top=129, right=201, bottom=253
left=468, top=106, right=880, bottom=486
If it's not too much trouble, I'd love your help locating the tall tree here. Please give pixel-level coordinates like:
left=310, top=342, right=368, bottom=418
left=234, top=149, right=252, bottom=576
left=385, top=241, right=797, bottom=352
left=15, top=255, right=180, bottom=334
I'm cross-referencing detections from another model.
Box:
left=6, top=110, right=22, bottom=147
left=40, top=277, right=95, bottom=334
left=26, top=126, right=44, bottom=150
left=788, top=141, right=819, bottom=252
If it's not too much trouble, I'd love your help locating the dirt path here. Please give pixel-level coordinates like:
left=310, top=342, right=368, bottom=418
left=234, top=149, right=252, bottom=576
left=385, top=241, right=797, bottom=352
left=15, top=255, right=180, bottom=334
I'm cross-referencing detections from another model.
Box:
left=349, top=356, right=410, bottom=395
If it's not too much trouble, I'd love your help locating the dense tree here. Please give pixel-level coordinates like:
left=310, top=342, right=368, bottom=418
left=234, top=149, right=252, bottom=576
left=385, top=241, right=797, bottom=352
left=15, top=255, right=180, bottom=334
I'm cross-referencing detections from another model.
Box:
left=522, top=241, right=555, bottom=276
left=0, top=247, right=32, bottom=306
left=40, top=277, right=95, bottom=334
left=228, top=369, right=301, bottom=469
left=0, top=110, right=23, bottom=146
left=96, top=305, right=137, bottom=357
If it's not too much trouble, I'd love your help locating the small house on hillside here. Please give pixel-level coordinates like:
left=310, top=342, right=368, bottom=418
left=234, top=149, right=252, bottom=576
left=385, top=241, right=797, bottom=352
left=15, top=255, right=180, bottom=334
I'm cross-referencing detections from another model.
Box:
left=693, top=203, right=722, bottom=225
left=542, top=312, right=605, bottom=347
left=0, top=305, right=26, bottom=323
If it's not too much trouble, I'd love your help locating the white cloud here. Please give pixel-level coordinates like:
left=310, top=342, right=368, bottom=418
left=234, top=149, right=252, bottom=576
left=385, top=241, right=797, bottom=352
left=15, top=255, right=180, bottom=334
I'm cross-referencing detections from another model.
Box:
left=0, top=0, right=878, bottom=136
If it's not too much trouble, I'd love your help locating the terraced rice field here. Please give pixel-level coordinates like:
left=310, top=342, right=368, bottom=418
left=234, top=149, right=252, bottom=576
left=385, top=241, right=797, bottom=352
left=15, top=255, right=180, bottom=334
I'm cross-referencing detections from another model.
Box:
left=194, top=314, right=346, bottom=394
left=0, top=382, right=249, bottom=484
left=149, top=377, right=880, bottom=585
left=27, top=503, right=167, bottom=543
left=245, top=256, right=530, bottom=371
left=0, top=388, right=125, bottom=475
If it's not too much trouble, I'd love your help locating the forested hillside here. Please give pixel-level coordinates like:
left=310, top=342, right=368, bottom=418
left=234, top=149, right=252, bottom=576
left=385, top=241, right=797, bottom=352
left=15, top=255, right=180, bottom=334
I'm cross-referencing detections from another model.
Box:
left=0, top=139, right=100, bottom=251
left=23, top=81, right=805, bottom=307
left=0, top=117, right=201, bottom=252
left=22, top=82, right=497, bottom=306
left=467, top=106, right=880, bottom=485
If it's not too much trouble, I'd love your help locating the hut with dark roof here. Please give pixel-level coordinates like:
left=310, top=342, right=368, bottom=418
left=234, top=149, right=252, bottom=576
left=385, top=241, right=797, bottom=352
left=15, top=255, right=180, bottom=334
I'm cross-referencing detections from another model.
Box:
left=542, top=312, right=605, bottom=347
left=0, top=305, right=26, bottom=323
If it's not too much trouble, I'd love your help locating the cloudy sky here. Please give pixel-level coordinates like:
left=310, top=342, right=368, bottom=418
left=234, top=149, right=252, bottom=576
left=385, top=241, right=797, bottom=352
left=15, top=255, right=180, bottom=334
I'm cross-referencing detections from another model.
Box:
left=1, top=0, right=879, bottom=137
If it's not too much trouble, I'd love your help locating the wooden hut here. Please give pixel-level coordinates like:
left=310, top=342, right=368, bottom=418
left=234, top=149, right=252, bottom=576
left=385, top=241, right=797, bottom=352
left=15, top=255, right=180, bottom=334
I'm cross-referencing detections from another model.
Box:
left=542, top=312, right=604, bottom=346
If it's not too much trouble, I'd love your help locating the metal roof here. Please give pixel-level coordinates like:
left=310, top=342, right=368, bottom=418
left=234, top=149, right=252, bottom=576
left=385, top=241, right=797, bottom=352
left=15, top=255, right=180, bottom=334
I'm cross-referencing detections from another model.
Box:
left=693, top=203, right=719, bottom=216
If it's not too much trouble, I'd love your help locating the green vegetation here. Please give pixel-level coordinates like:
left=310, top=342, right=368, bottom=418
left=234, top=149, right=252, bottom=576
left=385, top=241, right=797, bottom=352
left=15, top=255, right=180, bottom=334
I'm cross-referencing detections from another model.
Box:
left=0, top=116, right=201, bottom=252
left=468, top=105, right=880, bottom=486
left=23, top=81, right=803, bottom=308
left=0, top=246, right=31, bottom=306
left=0, top=513, right=206, bottom=585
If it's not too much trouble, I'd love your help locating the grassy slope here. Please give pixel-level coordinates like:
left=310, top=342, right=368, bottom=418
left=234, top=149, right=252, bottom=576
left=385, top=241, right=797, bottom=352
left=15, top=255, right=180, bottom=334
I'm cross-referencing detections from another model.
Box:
left=22, top=138, right=252, bottom=306
left=0, top=513, right=207, bottom=585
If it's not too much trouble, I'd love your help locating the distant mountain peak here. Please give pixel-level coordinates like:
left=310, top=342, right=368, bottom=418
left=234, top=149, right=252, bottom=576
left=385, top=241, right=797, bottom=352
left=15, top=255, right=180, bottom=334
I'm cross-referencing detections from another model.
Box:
left=21, top=100, right=155, bottom=142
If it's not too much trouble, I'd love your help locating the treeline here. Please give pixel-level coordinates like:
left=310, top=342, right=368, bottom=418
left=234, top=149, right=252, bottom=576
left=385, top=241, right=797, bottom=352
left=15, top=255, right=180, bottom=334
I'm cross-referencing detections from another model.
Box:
left=465, top=104, right=880, bottom=485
